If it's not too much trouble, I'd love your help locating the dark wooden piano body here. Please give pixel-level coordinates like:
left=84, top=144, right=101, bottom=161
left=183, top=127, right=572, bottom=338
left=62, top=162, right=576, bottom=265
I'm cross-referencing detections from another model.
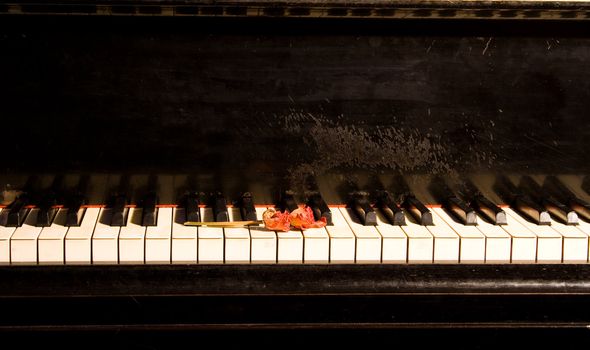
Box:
left=2, top=1, right=590, bottom=347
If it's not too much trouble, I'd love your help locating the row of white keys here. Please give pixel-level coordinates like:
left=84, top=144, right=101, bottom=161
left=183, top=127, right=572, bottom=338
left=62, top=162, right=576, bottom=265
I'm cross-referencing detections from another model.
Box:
left=339, top=208, right=381, bottom=263
left=0, top=210, right=16, bottom=264
left=507, top=208, right=562, bottom=263
left=432, top=208, right=484, bottom=263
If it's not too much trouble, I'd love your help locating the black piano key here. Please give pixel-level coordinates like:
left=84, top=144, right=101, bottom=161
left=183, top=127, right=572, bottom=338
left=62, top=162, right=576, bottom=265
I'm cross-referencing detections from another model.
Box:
left=279, top=191, right=298, bottom=213
left=513, top=195, right=552, bottom=225
left=403, top=195, right=433, bottom=226
left=35, top=198, right=58, bottom=227
left=569, top=198, right=590, bottom=222
left=375, top=190, right=405, bottom=225
left=6, top=196, right=30, bottom=227
left=306, top=192, right=332, bottom=225
left=240, top=192, right=258, bottom=221
left=184, top=192, right=201, bottom=223
left=65, top=194, right=86, bottom=227
left=110, top=194, right=128, bottom=226
left=471, top=194, right=507, bottom=225
left=212, top=192, right=229, bottom=222
left=351, top=192, right=376, bottom=226
left=141, top=192, right=158, bottom=227
left=447, top=197, right=478, bottom=225
left=429, top=177, right=476, bottom=225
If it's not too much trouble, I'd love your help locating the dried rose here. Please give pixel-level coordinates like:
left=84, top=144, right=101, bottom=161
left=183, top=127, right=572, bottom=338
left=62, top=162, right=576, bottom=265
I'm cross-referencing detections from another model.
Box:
left=262, top=208, right=291, bottom=232
left=289, top=206, right=327, bottom=230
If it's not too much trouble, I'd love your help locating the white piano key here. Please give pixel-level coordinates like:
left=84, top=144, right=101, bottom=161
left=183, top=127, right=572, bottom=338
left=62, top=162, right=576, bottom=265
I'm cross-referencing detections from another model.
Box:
left=171, top=208, right=198, bottom=264
left=92, top=208, right=121, bottom=264
left=340, top=208, right=382, bottom=263
left=473, top=213, right=511, bottom=263
left=433, top=208, right=485, bottom=263
left=198, top=208, right=224, bottom=264
left=225, top=208, right=251, bottom=264
left=303, top=225, right=329, bottom=264
left=10, top=209, right=42, bottom=265
left=375, top=211, right=407, bottom=263
left=119, top=207, right=147, bottom=264
left=506, top=208, right=562, bottom=263
left=574, top=219, right=590, bottom=262
left=275, top=207, right=303, bottom=264
left=250, top=208, right=276, bottom=263
left=500, top=208, right=538, bottom=263
left=425, top=208, right=460, bottom=263
left=549, top=218, right=588, bottom=263
left=145, top=207, right=172, bottom=264
left=324, top=207, right=355, bottom=264
left=38, top=208, right=68, bottom=265
left=0, top=209, right=16, bottom=265
left=65, top=207, right=100, bottom=264
left=400, top=212, right=434, bottom=263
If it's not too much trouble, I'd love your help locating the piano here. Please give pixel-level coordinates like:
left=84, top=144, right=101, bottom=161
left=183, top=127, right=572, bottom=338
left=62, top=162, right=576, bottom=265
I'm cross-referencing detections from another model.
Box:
left=2, top=0, right=590, bottom=346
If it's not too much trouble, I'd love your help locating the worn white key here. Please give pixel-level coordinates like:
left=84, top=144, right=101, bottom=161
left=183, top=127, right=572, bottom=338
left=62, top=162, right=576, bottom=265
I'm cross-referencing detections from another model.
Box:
left=65, top=207, right=100, bottom=264
left=171, top=208, right=198, bottom=264
left=11, top=209, right=42, bottom=265
left=425, top=208, right=460, bottom=263
left=433, top=208, right=484, bottom=263
left=145, top=207, right=172, bottom=264
left=474, top=213, right=511, bottom=263
left=574, top=219, right=590, bottom=262
left=303, top=224, right=329, bottom=264
left=225, top=208, right=251, bottom=264
left=275, top=208, right=303, bottom=264
left=198, top=208, right=224, bottom=264
left=0, top=209, right=16, bottom=264
left=500, top=208, right=537, bottom=263
left=400, top=212, right=434, bottom=263
left=507, top=209, right=562, bottom=263
left=119, top=207, right=147, bottom=264
left=375, top=211, right=407, bottom=263
left=340, top=208, right=381, bottom=263
left=92, top=208, right=121, bottom=264
left=38, top=208, right=68, bottom=265
left=250, top=208, right=276, bottom=263
left=550, top=218, right=588, bottom=263
left=324, top=207, right=355, bottom=263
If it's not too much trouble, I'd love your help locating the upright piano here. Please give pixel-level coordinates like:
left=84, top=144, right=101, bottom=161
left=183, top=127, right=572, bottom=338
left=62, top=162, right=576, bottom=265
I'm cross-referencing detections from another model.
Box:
left=1, top=0, right=590, bottom=346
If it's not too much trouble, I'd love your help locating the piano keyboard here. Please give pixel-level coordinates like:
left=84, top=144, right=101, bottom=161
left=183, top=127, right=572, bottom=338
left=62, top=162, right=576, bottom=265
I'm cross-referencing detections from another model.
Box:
left=2, top=204, right=590, bottom=265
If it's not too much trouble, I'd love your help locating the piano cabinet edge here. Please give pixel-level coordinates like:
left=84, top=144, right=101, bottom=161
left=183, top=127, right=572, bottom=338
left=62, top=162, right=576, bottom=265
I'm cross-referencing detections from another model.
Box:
left=0, top=264, right=589, bottom=297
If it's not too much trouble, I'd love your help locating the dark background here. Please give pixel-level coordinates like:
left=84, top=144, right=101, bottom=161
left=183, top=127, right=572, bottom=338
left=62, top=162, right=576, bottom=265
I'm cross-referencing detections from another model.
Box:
left=1, top=16, right=589, bottom=182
